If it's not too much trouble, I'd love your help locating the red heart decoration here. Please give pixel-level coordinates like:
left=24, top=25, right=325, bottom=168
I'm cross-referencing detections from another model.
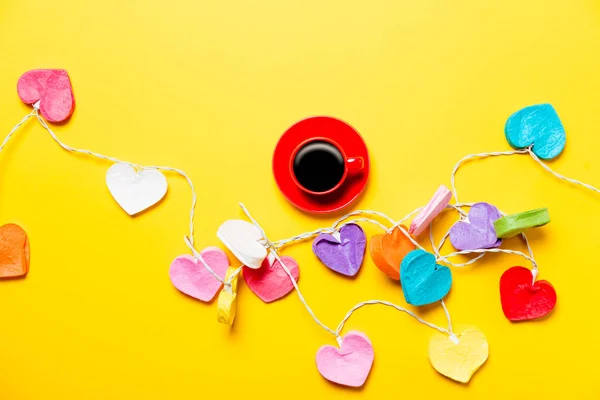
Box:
left=243, top=255, right=299, bottom=303
left=17, top=69, right=75, bottom=123
left=500, top=266, right=556, bottom=321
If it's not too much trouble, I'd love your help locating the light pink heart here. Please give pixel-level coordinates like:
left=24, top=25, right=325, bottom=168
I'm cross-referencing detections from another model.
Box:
left=316, top=331, right=374, bottom=388
left=169, top=247, right=229, bottom=302
left=17, top=69, right=75, bottom=123
left=243, top=255, right=299, bottom=303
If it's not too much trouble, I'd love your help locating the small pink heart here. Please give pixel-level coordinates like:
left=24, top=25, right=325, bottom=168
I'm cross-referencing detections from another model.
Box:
left=243, top=255, right=299, bottom=303
left=169, top=247, right=229, bottom=302
left=17, top=69, right=75, bottom=123
left=316, top=331, right=374, bottom=388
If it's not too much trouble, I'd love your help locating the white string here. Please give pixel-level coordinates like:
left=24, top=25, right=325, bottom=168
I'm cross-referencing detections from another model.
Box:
left=335, top=300, right=451, bottom=336
left=450, top=149, right=530, bottom=201
left=239, top=203, right=454, bottom=338
left=0, top=109, right=37, bottom=154
left=526, top=148, right=600, bottom=194
left=439, top=247, right=537, bottom=268
left=331, top=210, right=396, bottom=228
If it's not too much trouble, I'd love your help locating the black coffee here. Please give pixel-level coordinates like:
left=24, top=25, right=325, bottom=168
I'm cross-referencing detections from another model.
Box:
left=293, top=141, right=345, bottom=193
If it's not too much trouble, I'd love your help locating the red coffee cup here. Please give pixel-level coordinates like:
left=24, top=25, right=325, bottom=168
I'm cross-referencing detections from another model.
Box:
left=289, top=137, right=364, bottom=196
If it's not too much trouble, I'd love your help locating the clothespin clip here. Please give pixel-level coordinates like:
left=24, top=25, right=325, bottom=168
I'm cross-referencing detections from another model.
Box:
left=217, top=266, right=240, bottom=326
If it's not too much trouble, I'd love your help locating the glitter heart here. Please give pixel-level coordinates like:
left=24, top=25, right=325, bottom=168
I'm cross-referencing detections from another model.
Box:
left=243, top=255, right=299, bottom=303
left=17, top=69, right=75, bottom=123
left=312, top=223, right=366, bottom=277
left=315, top=331, right=374, bottom=388
left=500, top=266, right=556, bottom=321
left=505, top=104, right=566, bottom=160
left=449, top=202, right=502, bottom=251
left=400, top=249, right=452, bottom=306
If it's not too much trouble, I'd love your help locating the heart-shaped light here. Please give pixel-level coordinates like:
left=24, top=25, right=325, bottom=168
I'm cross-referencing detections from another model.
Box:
left=409, top=185, right=452, bottom=236
left=17, top=69, right=75, bottom=123
left=369, top=225, right=415, bottom=280
left=106, top=163, right=168, bottom=216
left=243, top=255, right=299, bottom=303
left=493, top=208, right=550, bottom=239
left=449, top=202, right=502, bottom=251
left=312, top=223, right=366, bottom=277
left=217, top=220, right=267, bottom=269
left=217, top=266, right=240, bottom=326
left=400, top=249, right=452, bottom=306
left=429, top=328, right=489, bottom=383
left=169, top=247, right=229, bottom=302
left=0, top=224, right=30, bottom=278
left=315, top=331, right=374, bottom=388
left=500, top=266, right=556, bottom=321
left=505, top=104, right=565, bottom=160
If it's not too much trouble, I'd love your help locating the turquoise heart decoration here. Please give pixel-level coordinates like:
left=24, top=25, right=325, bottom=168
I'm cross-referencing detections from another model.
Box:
left=400, top=250, right=452, bottom=306
left=505, top=104, right=566, bottom=160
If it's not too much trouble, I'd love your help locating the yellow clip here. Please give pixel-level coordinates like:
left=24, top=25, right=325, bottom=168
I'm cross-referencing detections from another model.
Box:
left=217, top=266, right=239, bottom=326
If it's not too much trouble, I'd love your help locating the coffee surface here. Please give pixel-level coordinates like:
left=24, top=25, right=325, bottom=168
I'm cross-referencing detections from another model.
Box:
left=293, top=141, right=345, bottom=193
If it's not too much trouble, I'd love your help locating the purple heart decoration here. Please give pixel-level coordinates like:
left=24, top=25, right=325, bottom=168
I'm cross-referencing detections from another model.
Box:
left=449, top=202, right=502, bottom=251
left=312, top=223, right=367, bottom=277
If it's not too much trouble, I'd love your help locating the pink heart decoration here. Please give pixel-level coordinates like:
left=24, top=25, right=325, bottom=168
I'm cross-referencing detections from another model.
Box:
left=169, top=247, right=229, bottom=302
left=17, top=69, right=75, bottom=123
left=316, top=331, right=374, bottom=388
left=243, top=255, right=299, bottom=303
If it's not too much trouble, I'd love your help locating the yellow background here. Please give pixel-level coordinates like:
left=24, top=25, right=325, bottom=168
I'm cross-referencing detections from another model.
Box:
left=0, top=1, right=599, bottom=398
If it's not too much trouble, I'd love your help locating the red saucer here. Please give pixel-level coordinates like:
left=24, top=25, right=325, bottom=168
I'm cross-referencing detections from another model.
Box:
left=273, top=116, right=370, bottom=214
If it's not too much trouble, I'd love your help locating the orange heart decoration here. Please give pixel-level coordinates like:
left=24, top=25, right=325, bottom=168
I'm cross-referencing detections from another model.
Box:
left=0, top=224, right=30, bottom=278
left=369, top=225, right=415, bottom=280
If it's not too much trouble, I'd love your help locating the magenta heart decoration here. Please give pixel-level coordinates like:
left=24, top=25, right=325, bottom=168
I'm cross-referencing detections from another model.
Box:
left=243, top=255, right=299, bottom=303
left=17, top=69, right=75, bottom=123
left=312, top=223, right=366, bottom=277
left=316, top=331, right=374, bottom=388
left=169, top=247, right=229, bottom=302
left=449, top=202, right=502, bottom=251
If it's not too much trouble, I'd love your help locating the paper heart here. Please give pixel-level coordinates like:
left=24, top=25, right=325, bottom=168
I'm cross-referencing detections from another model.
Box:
left=0, top=224, right=30, bottom=278
left=409, top=185, right=452, bottom=236
left=217, top=266, right=240, bottom=325
left=493, top=208, right=550, bottom=239
left=217, top=220, right=267, bottom=269
left=505, top=104, right=566, bottom=160
left=106, top=163, right=168, bottom=215
left=169, top=247, right=229, bottom=302
left=243, top=255, right=299, bottom=303
left=500, top=266, right=556, bottom=321
left=315, top=331, right=374, bottom=388
left=17, top=69, right=75, bottom=123
left=429, top=328, right=489, bottom=383
left=400, top=249, right=452, bottom=306
left=312, top=223, right=366, bottom=277
left=449, top=202, right=502, bottom=251
left=369, top=225, right=415, bottom=280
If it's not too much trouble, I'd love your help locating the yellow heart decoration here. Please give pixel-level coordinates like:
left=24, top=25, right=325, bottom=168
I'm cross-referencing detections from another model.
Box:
left=428, top=327, right=489, bottom=383
left=217, top=266, right=240, bottom=326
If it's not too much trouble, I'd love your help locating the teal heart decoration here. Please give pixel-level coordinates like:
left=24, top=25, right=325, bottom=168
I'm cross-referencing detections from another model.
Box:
left=400, top=250, right=452, bottom=306
left=505, top=104, right=566, bottom=160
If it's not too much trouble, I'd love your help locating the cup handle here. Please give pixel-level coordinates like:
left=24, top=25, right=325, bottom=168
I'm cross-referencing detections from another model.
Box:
left=346, top=157, right=364, bottom=172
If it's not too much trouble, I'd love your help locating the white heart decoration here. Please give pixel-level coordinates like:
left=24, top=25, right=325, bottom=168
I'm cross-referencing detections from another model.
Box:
left=217, top=219, right=267, bottom=269
left=106, top=163, right=168, bottom=215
